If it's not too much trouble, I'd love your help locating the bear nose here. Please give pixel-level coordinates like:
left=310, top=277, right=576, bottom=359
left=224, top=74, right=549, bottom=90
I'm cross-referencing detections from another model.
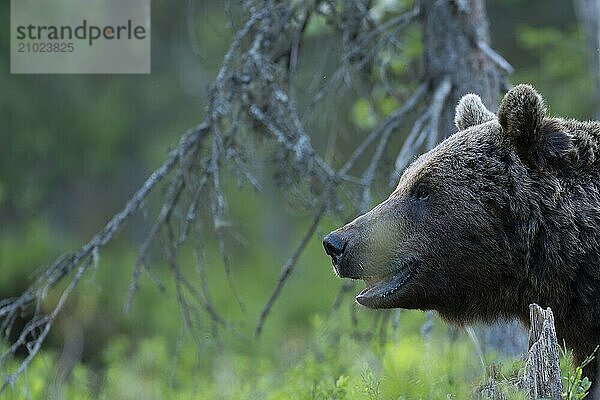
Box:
left=323, top=232, right=347, bottom=262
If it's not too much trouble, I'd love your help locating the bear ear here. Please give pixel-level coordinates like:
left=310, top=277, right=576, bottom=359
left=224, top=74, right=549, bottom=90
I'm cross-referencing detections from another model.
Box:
left=499, top=84, right=573, bottom=167
left=498, top=84, right=546, bottom=153
left=454, top=94, right=496, bottom=130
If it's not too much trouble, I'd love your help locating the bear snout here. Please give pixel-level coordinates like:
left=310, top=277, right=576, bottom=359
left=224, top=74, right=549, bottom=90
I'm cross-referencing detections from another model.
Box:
left=323, top=231, right=347, bottom=265
left=323, top=231, right=366, bottom=279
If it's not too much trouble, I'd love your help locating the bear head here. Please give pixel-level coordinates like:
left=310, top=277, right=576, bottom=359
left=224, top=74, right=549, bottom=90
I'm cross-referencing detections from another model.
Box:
left=323, top=84, right=575, bottom=323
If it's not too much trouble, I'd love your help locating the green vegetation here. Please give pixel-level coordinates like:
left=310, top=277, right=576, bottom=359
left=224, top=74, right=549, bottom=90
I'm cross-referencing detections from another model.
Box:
left=561, top=347, right=596, bottom=400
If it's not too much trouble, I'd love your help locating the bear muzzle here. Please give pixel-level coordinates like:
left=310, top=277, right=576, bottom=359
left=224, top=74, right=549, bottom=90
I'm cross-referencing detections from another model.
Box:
left=324, top=227, right=420, bottom=308
left=323, top=231, right=366, bottom=279
left=323, top=231, right=346, bottom=264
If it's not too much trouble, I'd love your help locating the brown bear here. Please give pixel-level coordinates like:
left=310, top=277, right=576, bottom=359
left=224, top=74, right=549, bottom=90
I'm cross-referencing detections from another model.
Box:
left=323, top=84, right=600, bottom=387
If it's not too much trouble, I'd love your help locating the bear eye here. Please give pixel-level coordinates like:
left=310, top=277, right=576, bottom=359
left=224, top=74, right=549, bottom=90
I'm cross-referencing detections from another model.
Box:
left=412, top=183, right=430, bottom=201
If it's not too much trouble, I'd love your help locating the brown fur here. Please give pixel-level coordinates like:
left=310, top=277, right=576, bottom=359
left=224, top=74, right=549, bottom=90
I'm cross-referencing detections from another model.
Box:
left=324, top=84, right=600, bottom=386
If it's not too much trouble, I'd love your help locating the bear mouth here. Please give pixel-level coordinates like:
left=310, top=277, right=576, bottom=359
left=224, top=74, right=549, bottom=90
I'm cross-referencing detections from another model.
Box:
left=355, top=258, right=417, bottom=308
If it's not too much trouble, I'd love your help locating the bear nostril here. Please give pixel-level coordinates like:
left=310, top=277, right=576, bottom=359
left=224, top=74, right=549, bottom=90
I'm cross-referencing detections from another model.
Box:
left=323, top=232, right=347, bottom=261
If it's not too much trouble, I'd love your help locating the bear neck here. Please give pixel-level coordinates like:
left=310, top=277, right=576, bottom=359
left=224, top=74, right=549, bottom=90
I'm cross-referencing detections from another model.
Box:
left=506, top=132, right=600, bottom=332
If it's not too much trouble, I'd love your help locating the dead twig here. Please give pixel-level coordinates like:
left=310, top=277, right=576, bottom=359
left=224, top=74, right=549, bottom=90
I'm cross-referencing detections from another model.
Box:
left=358, top=84, right=427, bottom=211
left=426, top=78, right=452, bottom=149
left=255, top=206, right=326, bottom=337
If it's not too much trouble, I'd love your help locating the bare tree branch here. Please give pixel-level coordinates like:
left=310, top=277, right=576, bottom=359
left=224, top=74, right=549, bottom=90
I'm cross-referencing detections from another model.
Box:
left=359, top=84, right=427, bottom=211
left=255, top=206, right=325, bottom=337
left=477, top=41, right=514, bottom=74
left=391, top=109, right=431, bottom=183
left=426, top=78, right=452, bottom=150
left=124, top=174, right=185, bottom=313
left=0, top=0, right=513, bottom=389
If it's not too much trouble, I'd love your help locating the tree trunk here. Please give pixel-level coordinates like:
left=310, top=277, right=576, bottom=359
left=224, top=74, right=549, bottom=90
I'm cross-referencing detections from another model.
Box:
left=422, top=0, right=508, bottom=139
left=421, top=0, right=526, bottom=357
left=573, top=0, right=600, bottom=119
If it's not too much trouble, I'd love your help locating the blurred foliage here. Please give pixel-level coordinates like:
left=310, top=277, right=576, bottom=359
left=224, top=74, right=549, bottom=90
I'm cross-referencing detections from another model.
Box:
left=1, top=316, right=528, bottom=399
left=1, top=0, right=598, bottom=398
left=513, top=25, right=594, bottom=119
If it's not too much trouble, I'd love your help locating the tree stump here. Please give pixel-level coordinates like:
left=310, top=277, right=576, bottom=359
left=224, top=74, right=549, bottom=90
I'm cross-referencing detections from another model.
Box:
left=521, top=304, right=563, bottom=399
left=480, top=365, right=506, bottom=400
